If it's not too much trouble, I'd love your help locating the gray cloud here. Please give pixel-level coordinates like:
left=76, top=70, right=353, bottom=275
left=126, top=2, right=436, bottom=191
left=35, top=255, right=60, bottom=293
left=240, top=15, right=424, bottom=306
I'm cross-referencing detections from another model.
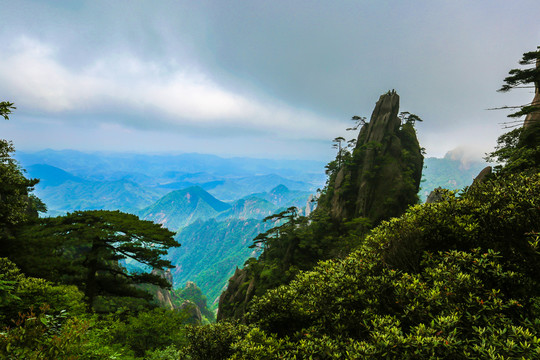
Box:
left=1, top=0, right=539, bottom=159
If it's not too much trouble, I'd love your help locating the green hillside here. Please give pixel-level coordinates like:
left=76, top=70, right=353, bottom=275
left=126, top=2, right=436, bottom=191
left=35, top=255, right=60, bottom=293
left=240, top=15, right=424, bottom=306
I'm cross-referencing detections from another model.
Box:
left=420, top=155, right=488, bottom=201
left=139, top=186, right=231, bottom=231
left=215, top=197, right=277, bottom=221
left=167, top=218, right=271, bottom=308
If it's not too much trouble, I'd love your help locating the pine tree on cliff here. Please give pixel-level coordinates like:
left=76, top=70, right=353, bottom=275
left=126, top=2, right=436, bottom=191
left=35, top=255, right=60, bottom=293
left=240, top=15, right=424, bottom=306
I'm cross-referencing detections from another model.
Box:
left=19, top=210, right=179, bottom=310
left=487, top=46, right=540, bottom=173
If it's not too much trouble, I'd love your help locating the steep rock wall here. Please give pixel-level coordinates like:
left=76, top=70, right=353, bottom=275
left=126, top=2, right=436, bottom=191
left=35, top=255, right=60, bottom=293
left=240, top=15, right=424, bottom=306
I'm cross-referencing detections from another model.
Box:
left=322, top=90, right=423, bottom=225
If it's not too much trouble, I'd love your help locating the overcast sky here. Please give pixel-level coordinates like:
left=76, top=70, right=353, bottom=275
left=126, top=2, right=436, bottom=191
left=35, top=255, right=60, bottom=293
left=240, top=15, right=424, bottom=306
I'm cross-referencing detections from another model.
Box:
left=1, top=0, right=539, bottom=161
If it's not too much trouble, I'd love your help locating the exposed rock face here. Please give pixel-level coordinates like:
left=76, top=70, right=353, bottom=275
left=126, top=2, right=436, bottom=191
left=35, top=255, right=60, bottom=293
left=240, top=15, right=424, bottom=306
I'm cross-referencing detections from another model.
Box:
left=217, top=91, right=424, bottom=322
left=180, top=300, right=203, bottom=324
left=217, top=267, right=255, bottom=321
left=304, top=194, right=316, bottom=217
left=150, top=269, right=176, bottom=310
left=323, top=90, right=424, bottom=224
left=472, top=166, right=492, bottom=186
left=425, top=187, right=446, bottom=204
left=524, top=53, right=540, bottom=129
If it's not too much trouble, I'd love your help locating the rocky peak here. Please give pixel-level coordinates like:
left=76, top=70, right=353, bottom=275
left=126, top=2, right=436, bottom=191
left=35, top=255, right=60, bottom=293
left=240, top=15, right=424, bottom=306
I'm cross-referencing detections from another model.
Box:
left=321, top=90, right=423, bottom=224
left=358, top=89, right=401, bottom=145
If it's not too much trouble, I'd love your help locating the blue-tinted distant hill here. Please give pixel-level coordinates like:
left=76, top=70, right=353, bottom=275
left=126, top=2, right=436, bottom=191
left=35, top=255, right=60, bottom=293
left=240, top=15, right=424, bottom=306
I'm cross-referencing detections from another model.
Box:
left=25, top=164, right=164, bottom=215
left=253, top=184, right=313, bottom=208
left=16, top=149, right=326, bottom=186
left=206, top=174, right=313, bottom=201
left=26, top=164, right=85, bottom=187
left=215, top=197, right=277, bottom=221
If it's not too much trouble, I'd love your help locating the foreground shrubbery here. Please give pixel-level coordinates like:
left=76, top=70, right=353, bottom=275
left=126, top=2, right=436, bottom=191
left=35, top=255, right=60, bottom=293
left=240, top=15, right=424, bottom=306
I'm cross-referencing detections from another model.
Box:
left=2, top=168, right=538, bottom=359
left=176, top=172, right=540, bottom=359
left=0, top=259, right=191, bottom=359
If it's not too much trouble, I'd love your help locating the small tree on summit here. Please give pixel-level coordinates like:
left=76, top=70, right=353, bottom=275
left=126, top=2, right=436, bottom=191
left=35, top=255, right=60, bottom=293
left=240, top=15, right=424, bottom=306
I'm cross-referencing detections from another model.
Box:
left=332, top=136, right=346, bottom=168
left=487, top=46, right=540, bottom=173
left=399, top=111, right=423, bottom=126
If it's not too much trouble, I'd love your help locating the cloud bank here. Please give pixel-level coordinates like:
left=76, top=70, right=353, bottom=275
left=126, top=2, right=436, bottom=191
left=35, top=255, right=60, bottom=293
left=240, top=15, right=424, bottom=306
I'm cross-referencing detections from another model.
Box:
left=0, top=36, right=337, bottom=140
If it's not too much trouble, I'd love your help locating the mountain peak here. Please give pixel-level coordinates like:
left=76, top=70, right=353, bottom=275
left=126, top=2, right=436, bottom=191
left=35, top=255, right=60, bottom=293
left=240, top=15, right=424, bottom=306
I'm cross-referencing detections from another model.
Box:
left=269, top=184, right=290, bottom=195
left=140, top=186, right=231, bottom=231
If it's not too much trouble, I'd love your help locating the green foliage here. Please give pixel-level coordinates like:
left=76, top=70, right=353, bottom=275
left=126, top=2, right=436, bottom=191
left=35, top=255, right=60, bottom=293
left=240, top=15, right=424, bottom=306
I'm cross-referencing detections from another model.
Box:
left=107, top=308, right=188, bottom=358
left=179, top=321, right=250, bottom=360
left=211, top=172, right=540, bottom=358
left=486, top=122, right=540, bottom=173
left=0, top=101, right=15, bottom=120
left=18, top=210, right=179, bottom=309
left=220, top=100, right=424, bottom=320
left=168, top=218, right=270, bottom=309
left=0, top=306, right=92, bottom=360
left=0, top=139, right=39, bottom=246
left=0, top=258, right=85, bottom=326
left=175, top=282, right=216, bottom=323
left=497, top=46, right=540, bottom=118
left=0, top=102, right=40, bottom=242
left=375, top=172, right=540, bottom=277
left=499, top=47, right=539, bottom=90
left=145, top=345, right=184, bottom=360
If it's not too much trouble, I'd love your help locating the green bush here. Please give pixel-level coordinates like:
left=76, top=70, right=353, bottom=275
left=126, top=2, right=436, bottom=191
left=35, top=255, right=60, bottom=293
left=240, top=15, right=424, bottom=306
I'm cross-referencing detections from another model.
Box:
left=0, top=306, right=90, bottom=359
left=227, top=172, right=540, bottom=359
left=180, top=321, right=250, bottom=360
left=108, top=307, right=188, bottom=358
left=0, top=258, right=86, bottom=326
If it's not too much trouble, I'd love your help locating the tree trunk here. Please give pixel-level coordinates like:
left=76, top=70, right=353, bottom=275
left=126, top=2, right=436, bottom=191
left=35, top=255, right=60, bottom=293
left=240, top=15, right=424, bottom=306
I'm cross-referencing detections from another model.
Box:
left=85, top=239, right=100, bottom=310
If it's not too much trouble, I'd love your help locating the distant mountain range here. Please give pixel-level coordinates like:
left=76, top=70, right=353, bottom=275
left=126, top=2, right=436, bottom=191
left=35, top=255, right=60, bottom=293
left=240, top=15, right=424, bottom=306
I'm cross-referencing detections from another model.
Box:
left=26, top=164, right=164, bottom=216
left=18, top=149, right=490, bottom=311
left=17, top=149, right=326, bottom=185
left=20, top=150, right=322, bottom=216
left=420, top=155, right=488, bottom=201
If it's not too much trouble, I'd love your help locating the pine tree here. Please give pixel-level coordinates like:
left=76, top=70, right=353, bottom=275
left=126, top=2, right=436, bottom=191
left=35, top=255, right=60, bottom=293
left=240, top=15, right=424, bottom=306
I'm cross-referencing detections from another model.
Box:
left=27, top=210, right=179, bottom=310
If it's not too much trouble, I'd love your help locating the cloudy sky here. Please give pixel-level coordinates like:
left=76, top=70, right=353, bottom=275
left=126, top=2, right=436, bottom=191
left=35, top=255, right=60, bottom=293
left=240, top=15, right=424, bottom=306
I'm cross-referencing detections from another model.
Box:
left=1, top=0, right=539, bottom=161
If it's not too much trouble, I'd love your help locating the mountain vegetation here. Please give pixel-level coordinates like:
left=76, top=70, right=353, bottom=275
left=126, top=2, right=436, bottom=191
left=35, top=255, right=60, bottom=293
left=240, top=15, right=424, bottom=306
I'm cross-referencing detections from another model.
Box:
left=168, top=218, right=272, bottom=309
left=419, top=155, right=488, bottom=202
left=1, top=46, right=539, bottom=359
left=218, top=90, right=425, bottom=320
left=175, top=46, right=540, bottom=359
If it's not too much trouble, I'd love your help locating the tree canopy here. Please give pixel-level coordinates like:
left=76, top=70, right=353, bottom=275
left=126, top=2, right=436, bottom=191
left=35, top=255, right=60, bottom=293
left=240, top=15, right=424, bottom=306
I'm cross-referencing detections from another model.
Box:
left=26, top=210, right=179, bottom=309
left=496, top=46, right=540, bottom=120
left=0, top=102, right=42, bottom=257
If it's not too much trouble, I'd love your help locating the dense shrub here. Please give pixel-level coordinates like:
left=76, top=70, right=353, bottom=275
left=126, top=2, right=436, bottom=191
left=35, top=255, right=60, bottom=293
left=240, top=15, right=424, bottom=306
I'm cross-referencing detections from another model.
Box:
left=223, top=172, right=540, bottom=359
left=0, top=258, right=86, bottom=326
left=107, top=307, right=188, bottom=358
left=179, top=321, right=250, bottom=360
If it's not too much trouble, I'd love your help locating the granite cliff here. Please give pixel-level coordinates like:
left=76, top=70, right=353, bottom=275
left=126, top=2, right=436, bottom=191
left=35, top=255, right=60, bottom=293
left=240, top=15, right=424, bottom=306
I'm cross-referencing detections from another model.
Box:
left=319, top=90, right=423, bottom=225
